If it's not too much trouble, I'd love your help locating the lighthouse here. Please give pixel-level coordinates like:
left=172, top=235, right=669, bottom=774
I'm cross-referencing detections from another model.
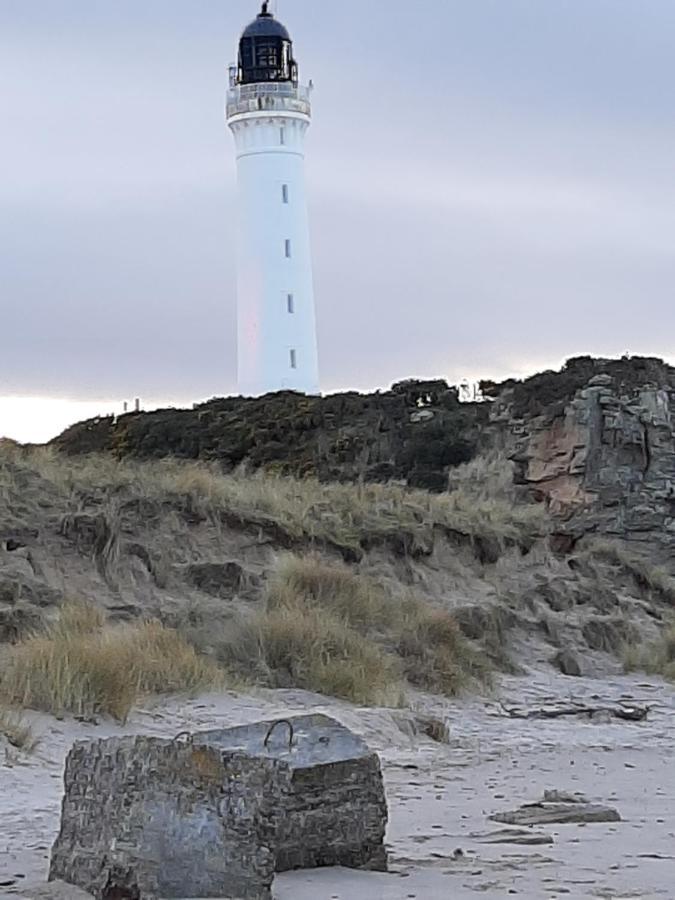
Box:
left=226, top=2, right=320, bottom=397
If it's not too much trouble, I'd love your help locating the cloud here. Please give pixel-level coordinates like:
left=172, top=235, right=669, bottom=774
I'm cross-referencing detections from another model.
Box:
left=1, top=0, right=674, bottom=433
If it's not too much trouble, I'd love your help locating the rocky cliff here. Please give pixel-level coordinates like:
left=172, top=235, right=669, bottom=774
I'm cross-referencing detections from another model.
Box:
left=488, top=356, right=675, bottom=560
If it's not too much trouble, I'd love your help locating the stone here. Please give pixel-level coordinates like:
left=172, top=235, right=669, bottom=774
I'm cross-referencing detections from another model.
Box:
left=186, top=561, right=246, bottom=597
left=49, top=715, right=388, bottom=900
left=8, top=881, right=94, bottom=899
left=474, top=828, right=554, bottom=846
left=543, top=790, right=588, bottom=804
left=193, top=714, right=388, bottom=873
left=491, top=802, right=621, bottom=827
left=552, top=649, right=585, bottom=677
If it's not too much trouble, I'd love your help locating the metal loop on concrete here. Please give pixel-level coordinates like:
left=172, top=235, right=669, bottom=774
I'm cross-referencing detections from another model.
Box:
left=263, top=718, right=295, bottom=751
left=173, top=731, right=194, bottom=745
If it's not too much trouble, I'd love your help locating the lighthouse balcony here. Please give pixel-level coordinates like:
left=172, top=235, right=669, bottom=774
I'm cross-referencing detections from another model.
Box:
left=226, top=82, right=312, bottom=119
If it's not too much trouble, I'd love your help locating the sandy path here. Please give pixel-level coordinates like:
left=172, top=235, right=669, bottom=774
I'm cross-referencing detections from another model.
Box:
left=1, top=671, right=674, bottom=899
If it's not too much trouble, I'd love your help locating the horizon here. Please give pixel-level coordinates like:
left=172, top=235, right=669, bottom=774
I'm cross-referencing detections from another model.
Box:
left=3, top=1, right=674, bottom=442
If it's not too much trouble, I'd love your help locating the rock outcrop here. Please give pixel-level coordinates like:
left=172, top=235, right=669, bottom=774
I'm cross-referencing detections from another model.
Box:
left=490, top=357, right=675, bottom=558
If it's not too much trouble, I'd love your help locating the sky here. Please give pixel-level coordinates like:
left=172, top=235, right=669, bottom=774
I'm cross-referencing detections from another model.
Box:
left=2, top=0, right=675, bottom=442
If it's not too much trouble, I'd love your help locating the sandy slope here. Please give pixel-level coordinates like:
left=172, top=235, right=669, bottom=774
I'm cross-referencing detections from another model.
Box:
left=1, top=671, right=674, bottom=900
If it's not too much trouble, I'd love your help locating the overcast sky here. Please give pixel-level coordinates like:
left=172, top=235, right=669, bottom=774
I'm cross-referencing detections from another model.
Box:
left=2, top=0, right=674, bottom=441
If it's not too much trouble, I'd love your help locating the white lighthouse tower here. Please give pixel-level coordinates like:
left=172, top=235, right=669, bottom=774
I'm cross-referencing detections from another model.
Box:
left=226, top=2, right=320, bottom=397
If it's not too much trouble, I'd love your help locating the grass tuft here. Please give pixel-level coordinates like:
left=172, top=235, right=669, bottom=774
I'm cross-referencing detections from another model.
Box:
left=624, top=625, right=675, bottom=682
left=587, top=540, right=675, bottom=605
left=0, top=705, right=38, bottom=752
left=257, top=603, right=402, bottom=706
left=243, top=554, right=492, bottom=703
left=267, top=554, right=395, bottom=630
left=397, top=605, right=493, bottom=695
left=0, top=612, right=222, bottom=723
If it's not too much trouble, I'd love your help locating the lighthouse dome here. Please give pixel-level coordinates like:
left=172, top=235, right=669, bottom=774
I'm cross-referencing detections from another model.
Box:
left=242, top=7, right=291, bottom=41
left=237, top=3, right=297, bottom=85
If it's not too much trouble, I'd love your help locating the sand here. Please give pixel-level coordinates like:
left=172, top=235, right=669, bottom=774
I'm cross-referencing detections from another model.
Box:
left=1, top=670, right=674, bottom=900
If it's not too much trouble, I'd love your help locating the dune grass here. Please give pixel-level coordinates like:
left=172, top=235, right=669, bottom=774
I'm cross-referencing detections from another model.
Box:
left=586, top=539, right=675, bottom=605
left=235, top=554, right=492, bottom=702
left=2, top=446, right=546, bottom=561
left=266, top=554, right=398, bottom=630
left=0, top=603, right=222, bottom=723
left=0, top=705, right=37, bottom=752
left=257, top=603, right=403, bottom=706
left=624, top=625, right=675, bottom=682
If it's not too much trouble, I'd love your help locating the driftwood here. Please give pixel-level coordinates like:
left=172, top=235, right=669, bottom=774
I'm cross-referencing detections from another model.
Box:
left=498, top=701, right=650, bottom=723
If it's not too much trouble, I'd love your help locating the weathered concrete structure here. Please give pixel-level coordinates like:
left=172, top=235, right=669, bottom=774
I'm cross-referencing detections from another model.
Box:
left=49, top=715, right=388, bottom=899
left=49, top=736, right=290, bottom=899
left=194, top=713, right=389, bottom=872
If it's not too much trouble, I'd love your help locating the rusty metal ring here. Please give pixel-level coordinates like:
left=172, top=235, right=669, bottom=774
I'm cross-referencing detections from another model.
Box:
left=263, top=718, right=295, bottom=750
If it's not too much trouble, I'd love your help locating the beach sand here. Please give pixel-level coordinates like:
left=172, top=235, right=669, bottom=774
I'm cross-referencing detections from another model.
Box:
left=2, top=670, right=674, bottom=899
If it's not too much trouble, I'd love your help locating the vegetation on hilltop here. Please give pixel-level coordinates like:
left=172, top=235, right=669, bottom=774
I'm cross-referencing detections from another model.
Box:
left=51, top=382, right=485, bottom=492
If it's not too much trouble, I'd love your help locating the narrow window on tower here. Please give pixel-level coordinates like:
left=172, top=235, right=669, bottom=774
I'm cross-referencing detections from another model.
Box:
left=287, top=293, right=295, bottom=314
left=290, top=349, right=297, bottom=369
left=280, top=127, right=286, bottom=145
left=285, top=239, right=292, bottom=258
left=282, top=184, right=289, bottom=204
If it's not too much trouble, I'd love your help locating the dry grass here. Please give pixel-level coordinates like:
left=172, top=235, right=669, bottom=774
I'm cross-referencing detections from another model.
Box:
left=0, top=705, right=38, bottom=752
left=448, top=453, right=518, bottom=502
left=624, top=626, right=675, bottom=682
left=257, top=604, right=402, bottom=706
left=178, top=554, right=491, bottom=705
left=257, top=554, right=490, bottom=701
left=397, top=604, right=493, bottom=695
left=53, top=598, right=106, bottom=636
left=2, top=447, right=546, bottom=561
left=267, top=554, right=396, bottom=629
left=0, top=603, right=222, bottom=722
left=586, top=539, right=675, bottom=605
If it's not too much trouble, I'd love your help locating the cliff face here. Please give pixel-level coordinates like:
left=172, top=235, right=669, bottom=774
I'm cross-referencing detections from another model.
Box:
left=490, top=358, right=675, bottom=556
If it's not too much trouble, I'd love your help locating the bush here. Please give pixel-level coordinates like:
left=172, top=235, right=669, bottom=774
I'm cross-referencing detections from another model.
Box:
left=0, top=606, right=222, bottom=723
